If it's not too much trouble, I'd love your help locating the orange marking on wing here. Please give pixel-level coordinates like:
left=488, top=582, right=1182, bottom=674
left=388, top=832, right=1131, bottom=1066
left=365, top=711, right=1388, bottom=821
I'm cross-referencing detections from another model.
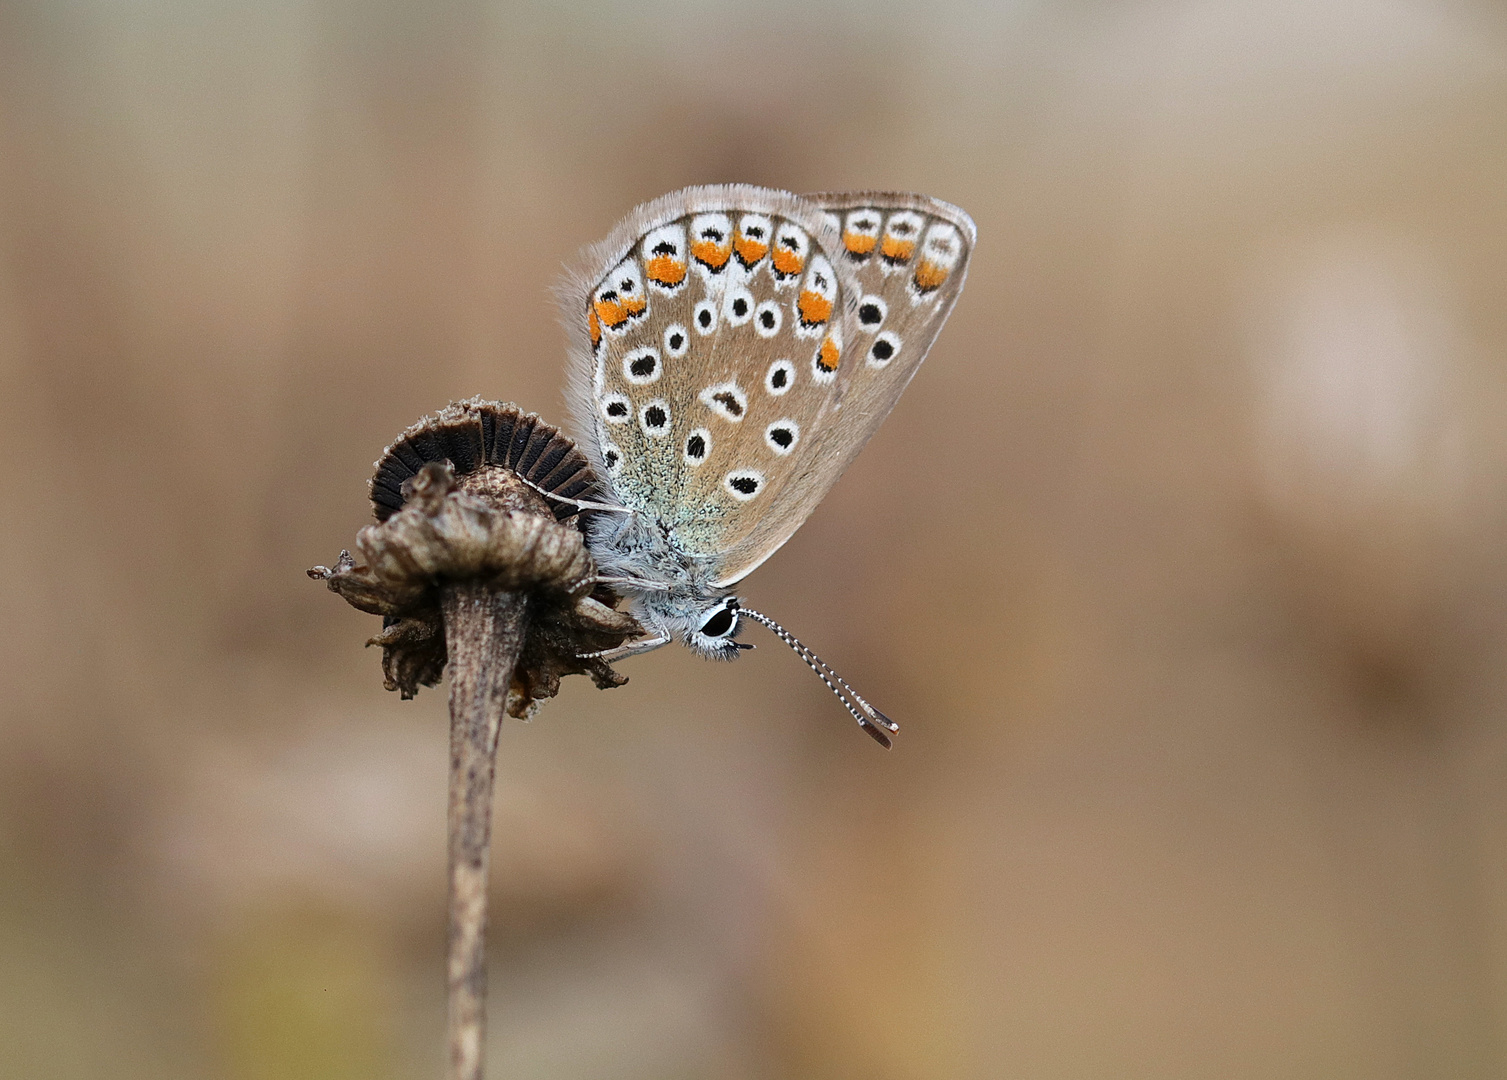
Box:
left=844, top=232, right=876, bottom=255
left=798, top=290, right=833, bottom=326
left=594, top=296, right=628, bottom=329
left=645, top=255, right=686, bottom=287
left=772, top=246, right=804, bottom=276
left=734, top=235, right=768, bottom=265
left=690, top=238, right=731, bottom=269
left=588, top=307, right=601, bottom=348
left=816, top=337, right=840, bottom=372
left=621, top=294, right=647, bottom=318
left=913, top=259, right=949, bottom=292
left=880, top=236, right=915, bottom=262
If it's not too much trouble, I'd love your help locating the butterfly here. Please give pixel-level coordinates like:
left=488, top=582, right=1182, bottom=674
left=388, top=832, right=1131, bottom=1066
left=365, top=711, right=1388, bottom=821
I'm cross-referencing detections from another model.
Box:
left=552, top=185, right=974, bottom=745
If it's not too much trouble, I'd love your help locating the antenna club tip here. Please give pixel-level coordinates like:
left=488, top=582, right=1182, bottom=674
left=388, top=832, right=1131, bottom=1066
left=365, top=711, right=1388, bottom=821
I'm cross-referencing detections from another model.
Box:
left=859, top=720, right=894, bottom=750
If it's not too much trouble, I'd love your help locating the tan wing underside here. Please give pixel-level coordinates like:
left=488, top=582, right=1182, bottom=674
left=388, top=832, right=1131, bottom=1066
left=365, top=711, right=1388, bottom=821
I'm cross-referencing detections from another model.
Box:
left=709, top=192, right=976, bottom=585
left=559, top=186, right=973, bottom=589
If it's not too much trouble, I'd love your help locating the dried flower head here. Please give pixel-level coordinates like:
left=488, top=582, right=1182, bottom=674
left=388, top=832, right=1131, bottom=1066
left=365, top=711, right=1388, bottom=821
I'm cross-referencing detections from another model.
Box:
left=309, top=399, right=643, bottom=717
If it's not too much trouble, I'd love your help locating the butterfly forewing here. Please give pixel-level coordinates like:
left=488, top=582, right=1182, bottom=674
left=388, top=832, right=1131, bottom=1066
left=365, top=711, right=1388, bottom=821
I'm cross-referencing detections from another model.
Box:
left=801, top=192, right=975, bottom=504
left=561, top=185, right=972, bottom=587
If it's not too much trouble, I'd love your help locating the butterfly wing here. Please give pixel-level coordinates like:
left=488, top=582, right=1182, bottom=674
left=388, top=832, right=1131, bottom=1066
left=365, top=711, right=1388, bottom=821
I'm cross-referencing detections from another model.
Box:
left=560, top=185, right=973, bottom=587
left=723, top=192, right=977, bottom=583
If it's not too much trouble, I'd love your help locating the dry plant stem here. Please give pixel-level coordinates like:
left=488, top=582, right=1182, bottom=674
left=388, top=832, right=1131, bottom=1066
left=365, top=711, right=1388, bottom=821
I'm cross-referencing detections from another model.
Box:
left=309, top=431, right=645, bottom=1080
left=443, top=579, right=527, bottom=1080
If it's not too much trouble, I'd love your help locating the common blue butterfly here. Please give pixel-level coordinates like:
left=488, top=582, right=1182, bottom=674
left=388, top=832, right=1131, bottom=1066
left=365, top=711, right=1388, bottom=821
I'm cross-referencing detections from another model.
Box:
left=555, top=185, right=974, bottom=745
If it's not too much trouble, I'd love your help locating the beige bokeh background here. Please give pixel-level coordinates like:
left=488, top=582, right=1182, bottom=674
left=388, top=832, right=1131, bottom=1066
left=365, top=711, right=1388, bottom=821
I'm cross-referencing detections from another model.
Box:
left=3, top=1, right=1507, bottom=1077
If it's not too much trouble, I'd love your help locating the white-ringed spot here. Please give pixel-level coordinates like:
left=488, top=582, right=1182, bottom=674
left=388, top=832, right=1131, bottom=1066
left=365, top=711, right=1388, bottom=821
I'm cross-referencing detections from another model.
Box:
left=857, top=294, right=888, bottom=328
left=754, top=300, right=782, bottom=338
left=699, top=380, right=748, bottom=422
left=639, top=399, right=672, bottom=437
left=764, top=420, right=799, bottom=456
left=622, top=346, right=661, bottom=385
left=723, top=285, right=755, bottom=326
left=684, top=428, right=711, bottom=465
left=724, top=469, right=765, bottom=501
left=693, top=300, right=718, bottom=335
left=867, top=331, right=901, bottom=369
left=600, top=392, right=632, bottom=424
left=663, top=323, right=689, bottom=358
left=601, top=443, right=623, bottom=475
left=766, top=359, right=795, bottom=396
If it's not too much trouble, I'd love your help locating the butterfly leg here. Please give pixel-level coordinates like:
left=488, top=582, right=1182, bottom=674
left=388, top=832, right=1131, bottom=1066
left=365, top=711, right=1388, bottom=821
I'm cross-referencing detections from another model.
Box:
left=579, top=633, right=671, bottom=663
left=592, top=575, right=671, bottom=592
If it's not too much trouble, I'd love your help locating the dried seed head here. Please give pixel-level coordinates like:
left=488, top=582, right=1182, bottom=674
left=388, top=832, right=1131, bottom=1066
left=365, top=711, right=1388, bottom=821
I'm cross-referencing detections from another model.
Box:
left=310, top=401, right=643, bottom=714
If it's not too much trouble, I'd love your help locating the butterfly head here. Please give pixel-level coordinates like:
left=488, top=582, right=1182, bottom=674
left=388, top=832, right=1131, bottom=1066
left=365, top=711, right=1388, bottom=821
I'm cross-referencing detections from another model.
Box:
left=684, top=595, right=750, bottom=659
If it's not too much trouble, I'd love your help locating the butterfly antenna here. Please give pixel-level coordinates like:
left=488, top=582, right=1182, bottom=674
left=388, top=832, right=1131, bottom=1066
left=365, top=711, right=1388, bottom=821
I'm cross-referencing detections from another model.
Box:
left=736, top=606, right=899, bottom=749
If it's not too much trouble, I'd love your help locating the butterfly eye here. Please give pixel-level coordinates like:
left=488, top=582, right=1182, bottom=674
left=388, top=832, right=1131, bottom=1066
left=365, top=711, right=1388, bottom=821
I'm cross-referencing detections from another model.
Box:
left=699, top=604, right=736, bottom=638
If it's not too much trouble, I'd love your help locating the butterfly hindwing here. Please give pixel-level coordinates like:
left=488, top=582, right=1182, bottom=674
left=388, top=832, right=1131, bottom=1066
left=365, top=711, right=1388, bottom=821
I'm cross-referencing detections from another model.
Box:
left=560, top=185, right=972, bottom=587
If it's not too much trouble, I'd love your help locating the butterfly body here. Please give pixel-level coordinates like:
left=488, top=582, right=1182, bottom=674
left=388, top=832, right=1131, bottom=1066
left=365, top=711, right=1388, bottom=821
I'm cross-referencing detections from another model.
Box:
left=559, top=185, right=974, bottom=664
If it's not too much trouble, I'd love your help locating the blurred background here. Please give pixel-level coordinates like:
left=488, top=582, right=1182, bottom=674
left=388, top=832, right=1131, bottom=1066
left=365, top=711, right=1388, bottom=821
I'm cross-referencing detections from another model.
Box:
left=2, top=0, right=1506, bottom=1076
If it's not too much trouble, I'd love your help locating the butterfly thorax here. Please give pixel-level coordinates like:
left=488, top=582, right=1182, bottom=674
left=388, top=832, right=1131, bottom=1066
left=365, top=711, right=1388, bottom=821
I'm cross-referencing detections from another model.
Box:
left=586, top=510, right=736, bottom=656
